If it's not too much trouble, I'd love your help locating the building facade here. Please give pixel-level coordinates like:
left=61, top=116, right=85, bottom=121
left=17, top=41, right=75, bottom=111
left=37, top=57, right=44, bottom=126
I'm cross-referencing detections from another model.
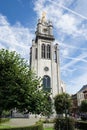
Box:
left=72, top=94, right=78, bottom=114
left=60, top=80, right=66, bottom=93
left=30, top=15, right=65, bottom=97
left=83, top=89, right=87, bottom=99
left=77, top=92, right=84, bottom=106
left=77, top=85, right=87, bottom=106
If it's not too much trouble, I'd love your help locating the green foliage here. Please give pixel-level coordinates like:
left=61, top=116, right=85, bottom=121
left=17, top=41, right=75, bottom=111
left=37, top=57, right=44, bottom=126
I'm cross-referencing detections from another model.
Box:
left=0, top=49, right=31, bottom=115
left=29, top=90, right=53, bottom=116
left=0, top=122, right=43, bottom=130
left=44, top=128, right=53, bottom=130
left=42, top=119, right=55, bottom=123
left=40, top=94, right=53, bottom=117
left=2, top=110, right=11, bottom=117
left=0, top=125, right=12, bottom=129
left=80, top=100, right=87, bottom=113
left=0, top=49, right=52, bottom=117
left=54, top=117, right=75, bottom=130
left=54, top=93, right=72, bottom=116
left=0, top=118, right=10, bottom=124
left=75, top=120, right=87, bottom=130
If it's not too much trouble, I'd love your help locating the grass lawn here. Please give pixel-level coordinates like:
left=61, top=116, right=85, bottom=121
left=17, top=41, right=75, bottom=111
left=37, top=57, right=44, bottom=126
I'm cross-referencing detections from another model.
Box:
left=0, top=123, right=14, bottom=129
left=0, top=118, right=11, bottom=129
left=0, top=124, right=12, bottom=129
left=44, top=128, right=53, bottom=130
left=0, top=125, right=53, bottom=130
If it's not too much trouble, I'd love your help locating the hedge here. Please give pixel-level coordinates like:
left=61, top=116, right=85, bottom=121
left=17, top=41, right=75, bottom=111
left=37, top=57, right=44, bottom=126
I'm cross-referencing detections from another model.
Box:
left=0, top=118, right=10, bottom=124
left=0, top=122, right=43, bottom=130
left=54, top=117, right=75, bottom=130
left=75, top=120, right=87, bottom=130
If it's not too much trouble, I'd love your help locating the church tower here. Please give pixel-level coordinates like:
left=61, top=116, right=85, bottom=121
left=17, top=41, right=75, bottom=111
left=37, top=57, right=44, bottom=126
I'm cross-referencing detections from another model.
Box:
left=30, top=14, right=62, bottom=97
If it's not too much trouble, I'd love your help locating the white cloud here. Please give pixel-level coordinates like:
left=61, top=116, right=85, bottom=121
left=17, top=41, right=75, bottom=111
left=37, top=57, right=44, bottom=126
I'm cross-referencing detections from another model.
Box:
left=0, top=14, right=34, bottom=60
left=34, top=0, right=87, bottom=38
left=63, top=56, right=87, bottom=63
left=34, top=0, right=87, bottom=94
left=0, top=0, right=87, bottom=94
left=61, top=52, right=87, bottom=70
left=74, top=0, right=87, bottom=18
left=67, top=72, right=87, bottom=94
left=57, top=14, right=78, bottom=35
left=0, top=14, right=9, bottom=26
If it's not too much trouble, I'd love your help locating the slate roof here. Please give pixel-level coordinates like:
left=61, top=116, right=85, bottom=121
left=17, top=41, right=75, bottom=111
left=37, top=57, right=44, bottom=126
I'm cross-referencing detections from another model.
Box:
left=78, top=84, right=87, bottom=92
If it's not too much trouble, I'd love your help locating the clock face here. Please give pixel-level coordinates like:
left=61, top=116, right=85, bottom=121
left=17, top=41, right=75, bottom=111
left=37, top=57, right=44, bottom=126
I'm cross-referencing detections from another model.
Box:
left=44, top=67, right=49, bottom=71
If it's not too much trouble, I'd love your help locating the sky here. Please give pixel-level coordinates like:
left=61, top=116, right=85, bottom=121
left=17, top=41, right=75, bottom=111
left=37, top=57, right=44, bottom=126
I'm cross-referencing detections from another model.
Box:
left=0, top=0, right=87, bottom=94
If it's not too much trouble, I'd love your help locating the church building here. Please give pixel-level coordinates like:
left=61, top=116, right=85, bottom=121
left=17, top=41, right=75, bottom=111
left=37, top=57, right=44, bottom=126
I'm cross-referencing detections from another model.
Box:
left=30, top=14, right=65, bottom=97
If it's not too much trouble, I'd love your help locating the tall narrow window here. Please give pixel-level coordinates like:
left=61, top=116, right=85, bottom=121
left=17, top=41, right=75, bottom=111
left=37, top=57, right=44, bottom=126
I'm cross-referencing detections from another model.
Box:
left=61, top=87, right=63, bottom=93
left=35, top=48, right=38, bottom=59
left=30, top=47, right=32, bottom=67
left=41, top=44, right=45, bottom=58
left=43, top=75, right=51, bottom=92
left=47, top=45, right=51, bottom=59
left=54, top=51, right=57, bottom=62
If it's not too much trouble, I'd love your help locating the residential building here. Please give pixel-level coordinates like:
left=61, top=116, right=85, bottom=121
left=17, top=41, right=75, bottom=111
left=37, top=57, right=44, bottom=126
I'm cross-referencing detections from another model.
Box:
left=77, top=85, right=87, bottom=106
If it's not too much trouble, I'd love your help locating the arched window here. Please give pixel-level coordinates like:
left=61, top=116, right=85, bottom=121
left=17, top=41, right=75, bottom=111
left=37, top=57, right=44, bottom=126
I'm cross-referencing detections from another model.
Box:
left=61, top=87, right=63, bottom=93
left=47, top=45, right=51, bottom=59
left=54, top=51, right=57, bottom=62
left=41, top=44, right=45, bottom=58
left=30, top=47, right=32, bottom=67
left=43, top=75, right=51, bottom=92
left=35, top=48, right=38, bottom=59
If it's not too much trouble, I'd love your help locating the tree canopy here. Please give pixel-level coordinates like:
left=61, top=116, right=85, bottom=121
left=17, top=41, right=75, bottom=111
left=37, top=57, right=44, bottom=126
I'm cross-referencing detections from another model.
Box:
left=0, top=49, right=52, bottom=117
left=54, top=93, right=72, bottom=117
left=80, top=100, right=87, bottom=113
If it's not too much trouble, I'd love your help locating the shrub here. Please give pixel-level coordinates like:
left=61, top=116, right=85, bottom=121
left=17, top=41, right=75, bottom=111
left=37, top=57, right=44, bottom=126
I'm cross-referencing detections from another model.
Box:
left=80, top=113, right=87, bottom=121
left=75, top=120, right=87, bottom=130
left=2, top=110, right=11, bottom=118
left=0, top=118, right=10, bottom=124
left=41, top=119, right=55, bottom=124
left=54, top=117, right=75, bottom=130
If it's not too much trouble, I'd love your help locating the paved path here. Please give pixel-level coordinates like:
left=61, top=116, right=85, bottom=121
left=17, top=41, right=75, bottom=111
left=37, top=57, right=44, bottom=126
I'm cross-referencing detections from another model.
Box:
left=5, top=117, right=40, bottom=127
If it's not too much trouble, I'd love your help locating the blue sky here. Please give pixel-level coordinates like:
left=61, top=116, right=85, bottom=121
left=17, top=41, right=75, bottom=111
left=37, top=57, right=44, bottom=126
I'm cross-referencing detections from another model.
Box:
left=0, top=0, right=87, bottom=94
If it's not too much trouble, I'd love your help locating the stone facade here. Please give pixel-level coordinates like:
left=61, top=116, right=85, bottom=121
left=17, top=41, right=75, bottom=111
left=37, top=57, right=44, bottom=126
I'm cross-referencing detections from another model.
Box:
left=30, top=17, right=65, bottom=97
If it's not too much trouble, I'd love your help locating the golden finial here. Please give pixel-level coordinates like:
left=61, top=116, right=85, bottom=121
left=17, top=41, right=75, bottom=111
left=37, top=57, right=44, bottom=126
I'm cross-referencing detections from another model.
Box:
left=41, top=11, right=46, bottom=22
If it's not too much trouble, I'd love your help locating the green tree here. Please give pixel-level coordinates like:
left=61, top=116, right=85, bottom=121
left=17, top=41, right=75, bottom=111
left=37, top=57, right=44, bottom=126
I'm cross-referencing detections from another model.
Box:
left=54, top=93, right=72, bottom=117
left=80, top=100, right=87, bottom=113
left=0, top=49, right=52, bottom=117
left=28, top=87, right=53, bottom=117
left=40, top=93, right=53, bottom=118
